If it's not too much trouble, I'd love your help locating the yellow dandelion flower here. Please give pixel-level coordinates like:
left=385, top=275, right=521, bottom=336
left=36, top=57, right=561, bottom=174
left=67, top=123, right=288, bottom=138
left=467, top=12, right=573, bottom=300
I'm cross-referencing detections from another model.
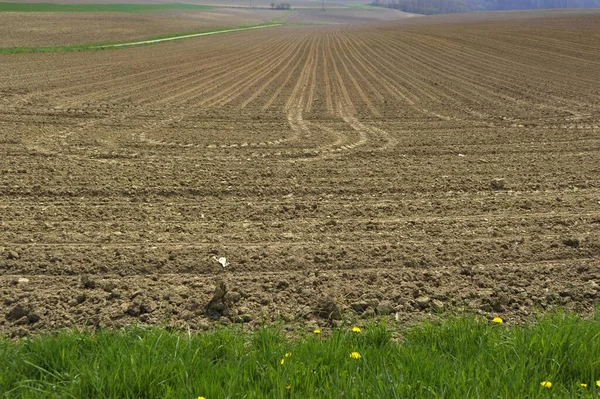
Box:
left=198, top=397, right=206, bottom=399
left=352, top=326, right=362, bottom=333
left=285, top=352, right=292, bottom=358
left=540, top=381, right=552, bottom=389
left=580, top=383, right=588, bottom=388
left=313, top=329, right=322, bottom=334
left=596, top=380, right=600, bottom=387
left=280, top=358, right=285, bottom=365
left=286, top=385, right=291, bottom=390
left=492, top=317, right=503, bottom=324
left=350, top=351, right=362, bottom=359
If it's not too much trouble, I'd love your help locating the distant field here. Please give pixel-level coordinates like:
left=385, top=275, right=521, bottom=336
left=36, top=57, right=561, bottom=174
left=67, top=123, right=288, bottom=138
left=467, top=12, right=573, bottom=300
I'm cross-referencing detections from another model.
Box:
left=0, top=8, right=284, bottom=47
left=0, top=2, right=213, bottom=12
left=0, top=5, right=413, bottom=48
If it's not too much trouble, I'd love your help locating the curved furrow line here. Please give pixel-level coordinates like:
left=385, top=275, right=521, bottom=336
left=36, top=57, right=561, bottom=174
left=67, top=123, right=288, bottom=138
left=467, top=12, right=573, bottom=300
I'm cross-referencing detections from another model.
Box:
left=320, top=33, right=335, bottom=116
left=328, top=29, right=380, bottom=117
left=163, top=34, right=297, bottom=107
left=334, top=32, right=393, bottom=104
left=241, top=30, right=316, bottom=110
left=482, top=31, right=600, bottom=66
left=303, top=33, right=321, bottom=115
left=377, top=31, right=585, bottom=122
left=46, top=34, right=281, bottom=107
left=261, top=32, right=316, bottom=111
left=372, top=33, right=515, bottom=119
left=338, top=30, right=420, bottom=107
left=326, top=31, right=356, bottom=117
left=334, top=31, right=387, bottom=105
left=284, top=32, right=319, bottom=148
left=200, top=34, right=306, bottom=108
left=114, top=35, right=289, bottom=106
left=421, top=30, right=600, bottom=87
left=403, top=33, right=598, bottom=118
left=359, top=33, right=475, bottom=121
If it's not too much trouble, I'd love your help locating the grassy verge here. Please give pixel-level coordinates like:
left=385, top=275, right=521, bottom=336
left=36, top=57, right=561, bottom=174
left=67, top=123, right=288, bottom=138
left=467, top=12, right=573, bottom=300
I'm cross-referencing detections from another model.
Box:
left=0, top=22, right=281, bottom=54
left=2, top=312, right=600, bottom=398
left=0, top=3, right=213, bottom=13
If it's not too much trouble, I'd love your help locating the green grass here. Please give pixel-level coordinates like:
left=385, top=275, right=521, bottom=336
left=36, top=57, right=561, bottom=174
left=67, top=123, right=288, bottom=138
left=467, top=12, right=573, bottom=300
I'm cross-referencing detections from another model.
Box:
left=0, top=22, right=281, bottom=54
left=0, top=2, right=213, bottom=13
left=2, top=312, right=600, bottom=398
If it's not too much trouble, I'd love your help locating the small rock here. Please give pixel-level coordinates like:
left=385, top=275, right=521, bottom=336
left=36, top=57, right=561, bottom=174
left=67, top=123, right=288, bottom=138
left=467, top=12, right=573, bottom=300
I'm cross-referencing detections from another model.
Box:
left=315, top=297, right=341, bottom=320
left=238, top=314, right=252, bottom=323
left=587, top=280, right=599, bottom=290
left=17, top=277, right=29, bottom=284
left=6, top=251, right=19, bottom=260
left=125, top=303, right=141, bottom=317
left=431, top=299, right=444, bottom=311
left=227, top=291, right=241, bottom=303
left=490, top=178, right=506, bottom=190
left=415, top=296, right=431, bottom=310
left=80, top=275, right=96, bottom=289
left=350, top=302, right=369, bottom=313
left=376, top=301, right=395, bottom=315
left=27, top=313, right=40, bottom=324
left=563, top=238, right=580, bottom=248
left=6, top=305, right=28, bottom=321
left=205, top=280, right=231, bottom=319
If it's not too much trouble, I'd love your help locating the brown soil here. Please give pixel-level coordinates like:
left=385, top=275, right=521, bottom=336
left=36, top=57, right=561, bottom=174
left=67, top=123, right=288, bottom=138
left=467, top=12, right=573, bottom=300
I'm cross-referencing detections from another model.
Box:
left=0, top=10, right=599, bottom=336
left=0, top=9, right=284, bottom=47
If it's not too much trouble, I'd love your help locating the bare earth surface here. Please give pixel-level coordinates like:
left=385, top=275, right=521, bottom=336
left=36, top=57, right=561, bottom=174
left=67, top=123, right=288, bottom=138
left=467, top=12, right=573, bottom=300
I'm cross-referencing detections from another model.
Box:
left=0, top=8, right=283, bottom=47
left=0, top=10, right=599, bottom=336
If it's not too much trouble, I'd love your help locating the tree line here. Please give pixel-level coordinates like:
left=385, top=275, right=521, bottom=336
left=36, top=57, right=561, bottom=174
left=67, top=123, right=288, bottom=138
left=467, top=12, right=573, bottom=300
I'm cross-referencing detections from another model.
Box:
left=370, top=0, right=600, bottom=14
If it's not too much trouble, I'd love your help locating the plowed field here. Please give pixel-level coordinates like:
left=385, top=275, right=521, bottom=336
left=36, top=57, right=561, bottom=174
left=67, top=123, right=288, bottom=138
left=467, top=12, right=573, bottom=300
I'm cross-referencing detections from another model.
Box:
left=1, top=10, right=599, bottom=335
left=0, top=8, right=283, bottom=47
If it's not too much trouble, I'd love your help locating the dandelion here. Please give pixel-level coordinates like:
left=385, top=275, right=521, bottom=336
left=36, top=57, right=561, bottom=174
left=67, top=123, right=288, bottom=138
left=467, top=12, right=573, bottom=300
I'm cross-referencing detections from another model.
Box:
left=285, top=352, right=292, bottom=358
left=313, top=329, right=322, bottom=334
left=580, top=383, right=588, bottom=388
left=492, top=317, right=503, bottom=324
left=198, top=397, right=207, bottom=399
left=352, top=326, right=362, bottom=333
left=350, top=351, right=362, bottom=359
left=596, top=380, right=600, bottom=387
left=280, top=358, right=285, bottom=365
left=540, top=381, right=552, bottom=389
left=286, top=385, right=291, bottom=390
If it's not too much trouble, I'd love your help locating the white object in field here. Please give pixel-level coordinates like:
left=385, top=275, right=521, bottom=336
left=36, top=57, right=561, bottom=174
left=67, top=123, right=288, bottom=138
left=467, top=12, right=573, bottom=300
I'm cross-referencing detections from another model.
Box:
left=212, top=256, right=229, bottom=269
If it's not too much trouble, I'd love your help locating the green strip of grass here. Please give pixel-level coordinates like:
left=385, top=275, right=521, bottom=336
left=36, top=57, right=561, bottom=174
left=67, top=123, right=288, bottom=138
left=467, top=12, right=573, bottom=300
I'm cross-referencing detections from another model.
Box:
left=2, top=312, right=600, bottom=398
left=0, top=2, right=213, bottom=13
left=0, top=22, right=280, bottom=54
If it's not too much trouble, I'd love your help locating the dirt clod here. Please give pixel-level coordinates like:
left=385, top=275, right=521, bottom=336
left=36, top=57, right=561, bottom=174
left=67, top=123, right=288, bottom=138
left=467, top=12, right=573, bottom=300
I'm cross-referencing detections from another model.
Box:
left=315, top=297, right=341, bottom=320
left=490, top=178, right=506, bottom=190
left=563, top=238, right=580, bottom=248
left=415, top=296, right=431, bottom=310
left=6, top=305, right=29, bottom=321
left=80, top=275, right=96, bottom=289
left=205, top=280, right=231, bottom=319
left=350, top=302, right=369, bottom=313
left=376, top=301, right=395, bottom=315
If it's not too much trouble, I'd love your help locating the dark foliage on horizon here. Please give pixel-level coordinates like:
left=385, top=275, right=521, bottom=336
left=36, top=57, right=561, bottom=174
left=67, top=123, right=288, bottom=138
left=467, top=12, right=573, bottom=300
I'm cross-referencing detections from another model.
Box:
left=370, top=0, right=600, bottom=14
